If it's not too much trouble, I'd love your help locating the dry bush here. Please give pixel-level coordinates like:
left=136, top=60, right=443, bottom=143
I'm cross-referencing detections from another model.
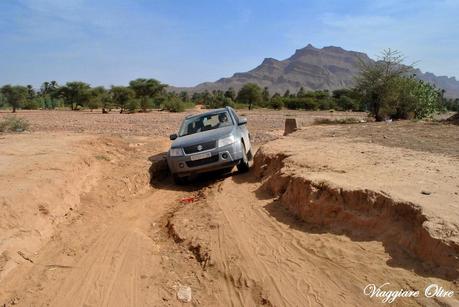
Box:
left=0, top=116, right=30, bottom=132
left=313, top=117, right=361, bottom=125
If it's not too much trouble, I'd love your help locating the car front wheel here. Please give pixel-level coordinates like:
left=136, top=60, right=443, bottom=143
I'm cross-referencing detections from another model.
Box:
left=237, top=143, right=250, bottom=173
left=173, top=174, right=187, bottom=185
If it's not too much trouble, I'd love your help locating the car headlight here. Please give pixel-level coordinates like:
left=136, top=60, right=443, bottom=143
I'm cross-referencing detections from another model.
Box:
left=217, top=135, right=235, bottom=147
left=169, top=148, right=184, bottom=157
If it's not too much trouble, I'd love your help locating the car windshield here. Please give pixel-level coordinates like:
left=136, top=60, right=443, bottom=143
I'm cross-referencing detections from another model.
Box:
left=179, top=111, right=233, bottom=137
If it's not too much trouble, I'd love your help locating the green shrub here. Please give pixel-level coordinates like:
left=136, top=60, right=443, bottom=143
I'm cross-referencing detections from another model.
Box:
left=127, top=99, right=139, bottom=113
left=318, top=99, right=333, bottom=110
left=182, top=101, right=196, bottom=110
left=43, top=98, right=61, bottom=109
left=0, top=116, right=30, bottom=132
left=22, top=99, right=41, bottom=110
left=443, top=99, right=459, bottom=112
left=139, top=98, right=154, bottom=111
left=313, top=117, right=361, bottom=125
left=284, top=97, right=319, bottom=110
left=356, top=49, right=442, bottom=120
left=303, top=97, right=318, bottom=110
left=163, top=97, right=185, bottom=112
left=269, top=96, right=283, bottom=110
left=204, top=96, right=235, bottom=109
left=284, top=98, right=302, bottom=110
left=336, top=95, right=359, bottom=111
left=236, top=83, right=262, bottom=109
left=153, top=96, right=166, bottom=108
left=405, top=79, right=442, bottom=119
left=257, top=99, right=270, bottom=108
left=86, top=99, right=100, bottom=111
left=233, top=102, right=248, bottom=109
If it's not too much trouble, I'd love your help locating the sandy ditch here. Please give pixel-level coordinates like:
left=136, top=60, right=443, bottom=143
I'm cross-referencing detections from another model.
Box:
left=253, top=131, right=459, bottom=280
left=0, top=133, right=102, bottom=280
left=0, top=133, right=160, bottom=282
left=166, top=183, right=275, bottom=307
left=165, top=168, right=459, bottom=305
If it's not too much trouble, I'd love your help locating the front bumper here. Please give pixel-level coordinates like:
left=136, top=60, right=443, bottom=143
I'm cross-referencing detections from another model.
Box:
left=167, top=141, right=244, bottom=177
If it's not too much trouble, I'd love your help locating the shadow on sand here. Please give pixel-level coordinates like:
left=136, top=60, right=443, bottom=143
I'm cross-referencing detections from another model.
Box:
left=260, top=195, right=458, bottom=281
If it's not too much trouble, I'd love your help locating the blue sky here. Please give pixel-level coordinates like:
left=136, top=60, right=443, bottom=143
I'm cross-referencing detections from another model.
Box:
left=0, top=0, right=458, bottom=87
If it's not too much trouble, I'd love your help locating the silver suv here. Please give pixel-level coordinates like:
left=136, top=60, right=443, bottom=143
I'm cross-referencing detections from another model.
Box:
left=167, top=107, right=253, bottom=184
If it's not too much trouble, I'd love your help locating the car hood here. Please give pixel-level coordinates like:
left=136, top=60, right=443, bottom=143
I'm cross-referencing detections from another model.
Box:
left=171, top=125, right=235, bottom=148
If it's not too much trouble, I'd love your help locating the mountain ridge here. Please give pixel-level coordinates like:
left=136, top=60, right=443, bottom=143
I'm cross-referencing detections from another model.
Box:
left=170, top=44, right=459, bottom=98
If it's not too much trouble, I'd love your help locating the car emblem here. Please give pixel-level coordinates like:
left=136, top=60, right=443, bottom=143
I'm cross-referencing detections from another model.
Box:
left=197, top=145, right=203, bottom=151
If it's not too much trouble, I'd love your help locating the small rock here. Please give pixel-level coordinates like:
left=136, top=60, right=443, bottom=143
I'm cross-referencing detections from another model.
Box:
left=10, top=296, right=20, bottom=305
left=421, top=191, right=431, bottom=195
left=177, top=285, right=192, bottom=303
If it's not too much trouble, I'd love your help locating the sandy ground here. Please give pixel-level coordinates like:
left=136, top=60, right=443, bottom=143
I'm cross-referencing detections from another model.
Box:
left=169, top=176, right=458, bottom=306
left=0, top=109, right=367, bottom=144
left=255, top=130, right=459, bottom=270
left=0, top=110, right=458, bottom=306
left=0, top=134, right=100, bottom=280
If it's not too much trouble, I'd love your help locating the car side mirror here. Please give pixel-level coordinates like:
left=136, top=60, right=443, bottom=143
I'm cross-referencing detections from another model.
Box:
left=169, top=133, right=178, bottom=140
left=238, top=117, right=247, bottom=125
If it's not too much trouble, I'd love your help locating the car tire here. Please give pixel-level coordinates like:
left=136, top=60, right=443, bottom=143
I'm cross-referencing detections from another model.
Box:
left=237, top=143, right=250, bottom=173
left=220, top=166, right=234, bottom=174
left=247, top=148, right=253, bottom=161
left=173, top=174, right=187, bottom=185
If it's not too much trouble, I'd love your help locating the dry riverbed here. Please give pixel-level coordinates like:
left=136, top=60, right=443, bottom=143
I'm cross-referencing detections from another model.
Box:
left=0, top=109, right=458, bottom=306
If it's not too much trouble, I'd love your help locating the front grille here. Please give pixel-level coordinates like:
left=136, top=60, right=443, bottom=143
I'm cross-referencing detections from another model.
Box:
left=183, top=140, right=216, bottom=154
left=186, top=155, right=219, bottom=167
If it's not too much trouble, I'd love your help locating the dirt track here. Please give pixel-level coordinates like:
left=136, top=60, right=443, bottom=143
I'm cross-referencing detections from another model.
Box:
left=1, top=113, right=458, bottom=306
left=0, top=133, right=202, bottom=306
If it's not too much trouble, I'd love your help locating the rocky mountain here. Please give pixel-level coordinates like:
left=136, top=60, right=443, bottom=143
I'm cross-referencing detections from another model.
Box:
left=414, top=70, right=459, bottom=98
left=173, top=44, right=459, bottom=98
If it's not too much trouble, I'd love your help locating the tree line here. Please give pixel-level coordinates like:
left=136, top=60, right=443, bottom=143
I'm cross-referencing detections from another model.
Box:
left=1, top=50, right=458, bottom=120
left=0, top=78, right=364, bottom=113
left=186, top=85, right=364, bottom=112
left=0, top=79, right=184, bottom=113
left=185, top=77, right=457, bottom=121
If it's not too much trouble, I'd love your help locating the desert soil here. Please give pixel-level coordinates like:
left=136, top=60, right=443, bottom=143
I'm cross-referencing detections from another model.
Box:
left=0, top=109, right=368, bottom=144
left=0, top=109, right=458, bottom=306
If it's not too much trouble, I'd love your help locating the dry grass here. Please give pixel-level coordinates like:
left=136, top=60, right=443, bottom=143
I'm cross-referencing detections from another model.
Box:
left=313, top=117, right=362, bottom=125
left=0, top=116, right=30, bottom=132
